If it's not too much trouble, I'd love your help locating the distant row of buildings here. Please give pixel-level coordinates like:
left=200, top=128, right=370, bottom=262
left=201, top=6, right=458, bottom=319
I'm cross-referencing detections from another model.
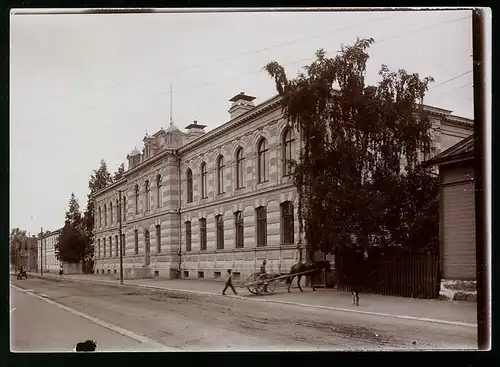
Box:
left=11, top=229, right=63, bottom=273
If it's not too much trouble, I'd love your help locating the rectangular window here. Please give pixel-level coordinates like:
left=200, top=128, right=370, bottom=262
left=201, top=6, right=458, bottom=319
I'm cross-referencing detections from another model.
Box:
left=123, top=196, right=127, bottom=221
left=134, top=230, right=139, bottom=254
left=103, top=238, right=107, bottom=257
left=121, top=233, right=126, bottom=255
left=216, top=215, right=224, bottom=250
left=97, top=239, right=101, bottom=258
left=256, top=207, right=267, bottom=247
left=185, top=221, right=192, bottom=252
left=281, top=201, right=294, bottom=245
left=156, top=224, right=161, bottom=253
left=235, top=211, right=244, bottom=248
left=115, top=235, right=119, bottom=257
left=199, top=218, right=207, bottom=251
left=109, top=236, right=112, bottom=257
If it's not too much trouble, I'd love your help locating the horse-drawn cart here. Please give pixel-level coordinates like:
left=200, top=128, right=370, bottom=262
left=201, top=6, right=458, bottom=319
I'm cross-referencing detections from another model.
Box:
left=241, top=269, right=317, bottom=295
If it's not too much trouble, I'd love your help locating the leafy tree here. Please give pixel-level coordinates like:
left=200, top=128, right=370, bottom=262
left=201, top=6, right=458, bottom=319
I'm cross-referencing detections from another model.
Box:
left=113, top=163, right=125, bottom=181
left=81, top=159, right=114, bottom=272
left=10, top=228, right=27, bottom=268
left=265, top=38, right=439, bottom=257
left=55, top=193, right=87, bottom=263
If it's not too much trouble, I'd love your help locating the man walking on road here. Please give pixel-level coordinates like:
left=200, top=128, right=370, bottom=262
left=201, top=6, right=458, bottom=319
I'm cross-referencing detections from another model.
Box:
left=222, top=269, right=237, bottom=295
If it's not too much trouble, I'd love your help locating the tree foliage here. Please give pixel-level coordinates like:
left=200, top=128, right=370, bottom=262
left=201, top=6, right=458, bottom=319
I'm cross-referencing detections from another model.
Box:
left=10, top=227, right=27, bottom=267
left=113, top=163, right=125, bottom=181
left=265, top=38, right=439, bottom=256
left=81, top=159, right=114, bottom=271
left=56, top=193, right=87, bottom=263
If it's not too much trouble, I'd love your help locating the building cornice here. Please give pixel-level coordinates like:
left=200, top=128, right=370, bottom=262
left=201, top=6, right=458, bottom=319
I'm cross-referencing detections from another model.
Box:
left=177, top=95, right=282, bottom=154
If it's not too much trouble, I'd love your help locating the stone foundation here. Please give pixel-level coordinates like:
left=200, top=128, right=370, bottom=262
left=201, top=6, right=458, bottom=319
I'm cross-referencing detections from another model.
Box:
left=439, top=279, right=477, bottom=302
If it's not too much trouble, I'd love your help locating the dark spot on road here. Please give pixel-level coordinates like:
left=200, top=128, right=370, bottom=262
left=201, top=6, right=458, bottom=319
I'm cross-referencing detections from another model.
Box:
left=149, top=293, right=191, bottom=302
left=122, top=292, right=142, bottom=296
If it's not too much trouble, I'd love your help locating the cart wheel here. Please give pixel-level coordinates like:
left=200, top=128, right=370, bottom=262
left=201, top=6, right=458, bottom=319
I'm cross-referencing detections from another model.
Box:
left=246, top=273, right=260, bottom=295
left=265, top=279, right=277, bottom=294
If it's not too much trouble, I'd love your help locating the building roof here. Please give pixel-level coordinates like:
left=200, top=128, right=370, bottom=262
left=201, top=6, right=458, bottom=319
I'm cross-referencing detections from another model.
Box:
left=423, top=134, right=474, bottom=167
left=129, top=147, right=141, bottom=156
left=166, top=122, right=180, bottom=132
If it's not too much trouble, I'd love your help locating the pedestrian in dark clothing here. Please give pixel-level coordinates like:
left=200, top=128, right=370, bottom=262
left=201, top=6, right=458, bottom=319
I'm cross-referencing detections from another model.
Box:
left=222, top=269, right=237, bottom=295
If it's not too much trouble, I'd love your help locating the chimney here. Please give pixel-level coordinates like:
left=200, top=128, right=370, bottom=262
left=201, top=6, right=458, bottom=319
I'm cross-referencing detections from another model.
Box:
left=228, top=92, right=256, bottom=120
left=185, top=120, right=207, bottom=140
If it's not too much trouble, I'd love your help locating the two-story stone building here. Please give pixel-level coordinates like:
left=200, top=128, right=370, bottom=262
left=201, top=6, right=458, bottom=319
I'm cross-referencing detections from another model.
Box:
left=93, top=92, right=473, bottom=281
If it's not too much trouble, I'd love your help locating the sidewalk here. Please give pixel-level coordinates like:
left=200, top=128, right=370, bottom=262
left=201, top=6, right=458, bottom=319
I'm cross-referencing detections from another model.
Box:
left=21, top=272, right=477, bottom=326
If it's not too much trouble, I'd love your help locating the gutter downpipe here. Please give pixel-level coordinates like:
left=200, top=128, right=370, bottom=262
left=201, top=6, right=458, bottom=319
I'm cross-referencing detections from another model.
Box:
left=176, top=151, right=182, bottom=278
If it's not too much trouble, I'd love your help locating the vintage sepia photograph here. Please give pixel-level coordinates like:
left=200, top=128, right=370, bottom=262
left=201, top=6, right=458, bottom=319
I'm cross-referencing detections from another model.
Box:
left=9, top=7, right=490, bottom=352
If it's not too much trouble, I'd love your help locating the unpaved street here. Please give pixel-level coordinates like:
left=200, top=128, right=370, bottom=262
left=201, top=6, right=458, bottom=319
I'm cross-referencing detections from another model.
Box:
left=11, top=277, right=476, bottom=351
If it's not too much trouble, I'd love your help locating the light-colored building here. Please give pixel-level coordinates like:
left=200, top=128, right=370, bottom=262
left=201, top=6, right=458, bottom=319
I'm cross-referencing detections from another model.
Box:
left=93, top=92, right=473, bottom=281
left=37, top=228, right=63, bottom=272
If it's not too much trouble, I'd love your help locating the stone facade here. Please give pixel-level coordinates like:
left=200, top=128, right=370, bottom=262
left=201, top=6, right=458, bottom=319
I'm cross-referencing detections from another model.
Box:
left=93, top=92, right=474, bottom=282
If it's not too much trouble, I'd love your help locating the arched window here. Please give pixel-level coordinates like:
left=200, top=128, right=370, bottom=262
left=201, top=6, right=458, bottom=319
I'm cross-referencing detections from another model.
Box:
left=236, top=148, right=244, bottom=189
left=156, top=174, right=162, bottom=208
left=200, top=162, right=208, bottom=198
left=104, top=204, right=107, bottom=225
left=186, top=168, right=193, bottom=203
left=98, top=206, right=102, bottom=227
left=217, top=155, right=225, bottom=194
left=134, top=185, right=139, bottom=214
left=116, top=199, right=119, bottom=223
left=145, top=180, right=151, bottom=211
left=282, top=128, right=294, bottom=177
left=257, top=138, right=268, bottom=183
left=110, top=202, right=113, bottom=224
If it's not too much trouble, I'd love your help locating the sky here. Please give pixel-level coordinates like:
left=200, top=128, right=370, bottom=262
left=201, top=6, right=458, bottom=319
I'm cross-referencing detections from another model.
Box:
left=10, top=9, right=474, bottom=234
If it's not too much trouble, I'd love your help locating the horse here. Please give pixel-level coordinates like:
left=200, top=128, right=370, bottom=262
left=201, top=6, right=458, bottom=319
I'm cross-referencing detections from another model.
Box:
left=285, top=260, right=331, bottom=293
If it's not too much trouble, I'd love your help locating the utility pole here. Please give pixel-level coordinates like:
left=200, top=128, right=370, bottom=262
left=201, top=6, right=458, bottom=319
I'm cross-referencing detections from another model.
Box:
left=118, top=190, right=124, bottom=285
left=473, top=10, right=489, bottom=350
left=27, top=232, right=30, bottom=272
left=40, top=227, right=43, bottom=276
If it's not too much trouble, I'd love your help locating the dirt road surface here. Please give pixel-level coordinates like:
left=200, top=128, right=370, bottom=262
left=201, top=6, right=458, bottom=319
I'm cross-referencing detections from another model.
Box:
left=10, top=277, right=477, bottom=351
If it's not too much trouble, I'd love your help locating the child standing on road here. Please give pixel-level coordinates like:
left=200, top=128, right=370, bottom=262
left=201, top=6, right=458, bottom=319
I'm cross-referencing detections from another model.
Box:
left=222, top=269, right=237, bottom=295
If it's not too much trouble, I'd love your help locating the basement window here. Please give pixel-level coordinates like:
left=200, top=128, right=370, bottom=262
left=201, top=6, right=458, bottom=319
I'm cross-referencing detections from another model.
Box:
left=232, top=272, right=241, bottom=281
left=198, top=271, right=204, bottom=279
left=114, top=269, right=117, bottom=275
left=183, top=271, right=189, bottom=278
left=154, top=270, right=159, bottom=277
left=214, top=271, right=221, bottom=279
left=108, top=269, right=110, bottom=274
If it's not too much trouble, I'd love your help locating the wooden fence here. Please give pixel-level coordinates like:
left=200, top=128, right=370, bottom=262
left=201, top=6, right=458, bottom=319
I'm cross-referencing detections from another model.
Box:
left=335, top=248, right=440, bottom=299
